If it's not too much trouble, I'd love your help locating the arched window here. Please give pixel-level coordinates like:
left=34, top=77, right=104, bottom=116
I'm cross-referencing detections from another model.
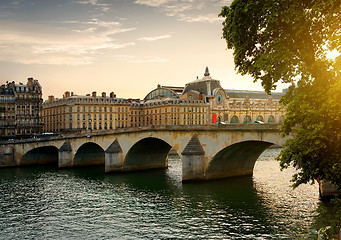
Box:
left=217, top=116, right=222, bottom=123
left=256, top=115, right=264, bottom=122
left=268, top=115, right=275, bottom=123
left=230, top=115, right=239, bottom=124
left=144, top=88, right=178, bottom=100
left=279, top=115, right=284, bottom=124
left=243, top=115, right=251, bottom=123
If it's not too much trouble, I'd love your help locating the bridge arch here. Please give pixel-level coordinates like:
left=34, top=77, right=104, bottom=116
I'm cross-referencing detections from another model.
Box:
left=21, top=146, right=59, bottom=166
left=124, top=137, right=172, bottom=171
left=205, top=140, right=274, bottom=180
left=74, top=142, right=105, bottom=166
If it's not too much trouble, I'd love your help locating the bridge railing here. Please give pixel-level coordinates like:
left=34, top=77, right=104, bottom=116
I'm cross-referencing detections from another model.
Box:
left=0, top=123, right=282, bottom=145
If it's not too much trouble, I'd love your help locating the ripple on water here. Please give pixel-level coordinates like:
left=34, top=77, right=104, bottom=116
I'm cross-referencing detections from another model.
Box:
left=0, top=149, right=329, bottom=239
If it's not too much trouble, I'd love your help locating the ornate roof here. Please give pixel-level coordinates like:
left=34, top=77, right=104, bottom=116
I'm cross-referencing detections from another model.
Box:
left=182, top=67, right=222, bottom=96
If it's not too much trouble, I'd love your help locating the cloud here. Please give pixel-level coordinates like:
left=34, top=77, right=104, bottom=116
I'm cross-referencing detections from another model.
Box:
left=177, top=13, right=222, bottom=24
left=66, top=18, right=136, bottom=36
left=138, top=35, right=171, bottom=41
left=134, top=0, right=227, bottom=24
left=0, top=20, right=135, bottom=65
left=134, top=0, right=174, bottom=8
left=114, top=55, right=169, bottom=63
left=77, top=0, right=111, bottom=12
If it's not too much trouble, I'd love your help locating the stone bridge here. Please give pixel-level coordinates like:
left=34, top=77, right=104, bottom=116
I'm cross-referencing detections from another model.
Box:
left=0, top=124, right=284, bottom=181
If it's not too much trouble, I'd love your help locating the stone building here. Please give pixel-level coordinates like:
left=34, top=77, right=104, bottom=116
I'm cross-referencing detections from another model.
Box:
left=42, top=67, right=285, bottom=134
left=180, top=67, right=285, bottom=124
left=0, top=86, right=15, bottom=137
left=146, top=67, right=285, bottom=125
left=43, top=88, right=209, bottom=133
left=42, top=91, right=132, bottom=133
left=0, top=78, right=43, bottom=139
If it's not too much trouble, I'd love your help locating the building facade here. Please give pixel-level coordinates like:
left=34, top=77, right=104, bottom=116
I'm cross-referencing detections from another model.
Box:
left=42, top=67, right=285, bottom=134
left=43, top=89, right=209, bottom=133
left=180, top=67, right=285, bottom=124
left=0, top=78, right=43, bottom=139
left=42, top=91, right=130, bottom=133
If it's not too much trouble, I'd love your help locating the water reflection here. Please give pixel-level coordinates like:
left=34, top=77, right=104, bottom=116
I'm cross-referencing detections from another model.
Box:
left=0, top=148, right=333, bottom=239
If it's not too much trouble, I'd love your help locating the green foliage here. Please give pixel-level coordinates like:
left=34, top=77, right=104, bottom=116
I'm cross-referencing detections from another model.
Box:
left=317, top=197, right=341, bottom=238
left=220, top=0, right=341, bottom=188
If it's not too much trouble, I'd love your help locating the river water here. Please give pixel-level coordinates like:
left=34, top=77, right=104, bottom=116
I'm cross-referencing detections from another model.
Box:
left=0, top=148, right=334, bottom=239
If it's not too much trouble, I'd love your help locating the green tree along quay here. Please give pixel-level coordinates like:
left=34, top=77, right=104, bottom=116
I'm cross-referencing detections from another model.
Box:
left=219, top=0, right=341, bottom=189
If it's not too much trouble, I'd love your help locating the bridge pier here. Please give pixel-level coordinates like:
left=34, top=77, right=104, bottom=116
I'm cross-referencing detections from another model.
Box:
left=181, top=135, right=206, bottom=181
left=105, top=140, right=124, bottom=172
left=58, top=141, right=73, bottom=168
left=0, top=145, right=16, bottom=167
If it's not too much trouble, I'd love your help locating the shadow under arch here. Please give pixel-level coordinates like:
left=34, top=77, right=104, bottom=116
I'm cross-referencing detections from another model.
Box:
left=74, top=142, right=105, bottom=166
left=206, top=140, right=274, bottom=180
left=124, top=137, right=172, bottom=171
left=21, top=146, right=58, bottom=166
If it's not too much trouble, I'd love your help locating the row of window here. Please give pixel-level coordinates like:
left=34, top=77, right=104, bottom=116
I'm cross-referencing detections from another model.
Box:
left=229, top=115, right=283, bottom=123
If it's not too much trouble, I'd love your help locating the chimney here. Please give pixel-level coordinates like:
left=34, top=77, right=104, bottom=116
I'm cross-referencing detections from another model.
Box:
left=63, top=91, right=70, bottom=98
left=71, top=92, right=74, bottom=96
left=110, top=92, right=116, bottom=98
left=48, top=95, right=55, bottom=102
left=136, top=99, right=140, bottom=103
left=27, top=77, right=34, bottom=85
left=86, top=94, right=90, bottom=96
left=92, top=91, right=96, bottom=97
left=128, top=98, right=132, bottom=103
left=102, top=92, right=106, bottom=97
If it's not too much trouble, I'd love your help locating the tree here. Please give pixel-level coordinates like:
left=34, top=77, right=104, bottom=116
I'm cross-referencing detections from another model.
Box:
left=220, top=0, right=341, bottom=188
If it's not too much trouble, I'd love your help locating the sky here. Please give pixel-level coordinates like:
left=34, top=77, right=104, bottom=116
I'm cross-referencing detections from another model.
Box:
left=0, top=0, right=287, bottom=100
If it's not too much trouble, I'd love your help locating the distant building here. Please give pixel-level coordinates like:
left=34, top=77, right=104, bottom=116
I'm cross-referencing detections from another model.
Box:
left=0, top=78, right=43, bottom=139
left=43, top=89, right=208, bottom=133
left=180, top=67, right=285, bottom=124
left=42, top=91, right=130, bottom=133
left=147, top=67, right=285, bottom=125
left=42, top=67, right=285, bottom=134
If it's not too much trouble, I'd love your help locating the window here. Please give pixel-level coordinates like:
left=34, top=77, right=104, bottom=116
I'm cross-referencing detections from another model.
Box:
left=279, top=115, right=284, bottom=124
left=230, top=115, right=239, bottom=124
left=268, top=115, right=275, bottom=123
left=256, top=115, right=264, bottom=122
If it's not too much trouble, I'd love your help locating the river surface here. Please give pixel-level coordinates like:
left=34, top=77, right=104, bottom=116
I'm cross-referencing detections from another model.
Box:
left=0, top=148, right=334, bottom=239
